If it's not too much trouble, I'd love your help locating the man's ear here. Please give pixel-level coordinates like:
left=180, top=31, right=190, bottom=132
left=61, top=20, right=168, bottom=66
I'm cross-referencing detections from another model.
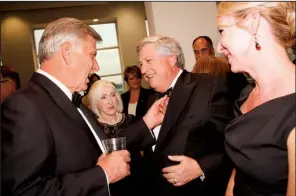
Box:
left=61, top=42, right=73, bottom=65
left=242, top=12, right=260, bottom=35
left=169, top=55, right=177, bottom=67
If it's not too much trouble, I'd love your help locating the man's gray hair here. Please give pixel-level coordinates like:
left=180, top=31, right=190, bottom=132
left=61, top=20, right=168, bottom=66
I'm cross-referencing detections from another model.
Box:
left=136, top=36, right=185, bottom=69
left=38, top=17, right=102, bottom=64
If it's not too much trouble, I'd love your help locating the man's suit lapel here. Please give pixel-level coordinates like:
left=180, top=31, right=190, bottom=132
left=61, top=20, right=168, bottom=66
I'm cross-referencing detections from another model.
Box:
left=80, top=105, right=107, bottom=140
left=30, top=72, right=106, bottom=141
left=155, top=71, right=197, bottom=151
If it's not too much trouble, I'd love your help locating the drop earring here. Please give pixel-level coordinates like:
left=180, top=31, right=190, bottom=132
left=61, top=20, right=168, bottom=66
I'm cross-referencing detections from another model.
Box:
left=254, top=34, right=261, bottom=50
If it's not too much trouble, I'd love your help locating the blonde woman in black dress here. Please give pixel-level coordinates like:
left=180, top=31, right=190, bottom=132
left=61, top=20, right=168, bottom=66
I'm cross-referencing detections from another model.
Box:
left=216, top=2, right=295, bottom=196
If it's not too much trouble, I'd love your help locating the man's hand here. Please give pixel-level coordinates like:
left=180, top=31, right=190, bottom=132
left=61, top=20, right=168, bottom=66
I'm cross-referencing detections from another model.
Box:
left=97, top=150, right=131, bottom=184
left=143, top=95, right=169, bottom=130
left=162, top=155, right=203, bottom=186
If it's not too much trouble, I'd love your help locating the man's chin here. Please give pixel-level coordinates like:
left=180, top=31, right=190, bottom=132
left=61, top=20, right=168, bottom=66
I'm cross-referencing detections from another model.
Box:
left=74, top=86, right=87, bottom=93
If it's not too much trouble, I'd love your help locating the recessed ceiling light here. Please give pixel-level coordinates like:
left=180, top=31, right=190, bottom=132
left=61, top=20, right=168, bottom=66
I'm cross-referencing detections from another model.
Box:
left=93, top=19, right=99, bottom=22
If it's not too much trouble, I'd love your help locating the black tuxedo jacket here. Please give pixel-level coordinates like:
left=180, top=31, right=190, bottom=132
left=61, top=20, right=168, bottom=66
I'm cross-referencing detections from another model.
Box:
left=121, top=87, right=153, bottom=119
left=143, top=70, right=234, bottom=196
left=1, top=73, right=153, bottom=196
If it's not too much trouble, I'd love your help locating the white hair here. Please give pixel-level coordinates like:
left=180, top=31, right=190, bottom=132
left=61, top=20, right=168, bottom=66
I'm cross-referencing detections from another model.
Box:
left=87, top=80, right=123, bottom=118
left=38, top=17, right=102, bottom=64
left=136, top=35, right=185, bottom=69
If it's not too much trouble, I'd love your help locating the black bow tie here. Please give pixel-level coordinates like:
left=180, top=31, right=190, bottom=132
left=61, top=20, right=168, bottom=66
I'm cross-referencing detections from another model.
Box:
left=72, top=92, right=82, bottom=108
left=156, top=87, right=173, bottom=100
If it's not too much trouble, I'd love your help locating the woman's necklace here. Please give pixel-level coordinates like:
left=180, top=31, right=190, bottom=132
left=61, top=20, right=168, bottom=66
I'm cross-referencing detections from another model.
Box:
left=98, top=113, right=122, bottom=125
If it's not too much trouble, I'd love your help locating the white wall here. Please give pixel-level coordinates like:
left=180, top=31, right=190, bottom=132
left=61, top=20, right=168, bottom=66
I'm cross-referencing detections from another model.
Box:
left=145, top=2, right=220, bottom=71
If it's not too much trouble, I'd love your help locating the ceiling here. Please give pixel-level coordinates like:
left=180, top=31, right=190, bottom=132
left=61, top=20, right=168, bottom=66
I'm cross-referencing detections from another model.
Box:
left=0, top=2, right=108, bottom=12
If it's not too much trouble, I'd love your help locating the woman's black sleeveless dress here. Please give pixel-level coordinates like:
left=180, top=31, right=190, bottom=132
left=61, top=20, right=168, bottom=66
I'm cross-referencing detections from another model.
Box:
left=225, top=88, right=295, bottom=196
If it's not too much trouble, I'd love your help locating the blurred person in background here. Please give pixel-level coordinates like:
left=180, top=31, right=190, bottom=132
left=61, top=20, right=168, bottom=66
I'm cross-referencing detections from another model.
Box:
left=192, top=55, right=230, bottom=74
left=192, top=56, right=247, bottom=101
left=121, top=65, right=153, bottom=119
left=1, top=65, right=20, bottom=103
left=192, top=36, right=248, bottom=101
left=192, top=36, right=215, bottom=60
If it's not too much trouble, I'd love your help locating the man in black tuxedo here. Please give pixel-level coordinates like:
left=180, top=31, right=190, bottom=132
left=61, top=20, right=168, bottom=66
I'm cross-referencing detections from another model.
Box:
left=137, top=36, right=234, bottom=196
left=1, top=18, right=165, bottom=196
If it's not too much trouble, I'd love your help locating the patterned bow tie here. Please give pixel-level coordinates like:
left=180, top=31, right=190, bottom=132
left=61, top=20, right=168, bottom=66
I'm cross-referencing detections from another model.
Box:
left=156, top=87, right=173, bottom=100
left=72, top=92, right=82, bottom=108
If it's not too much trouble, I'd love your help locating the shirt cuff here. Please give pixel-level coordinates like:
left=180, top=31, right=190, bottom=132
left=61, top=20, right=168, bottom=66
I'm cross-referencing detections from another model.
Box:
left=100, top=166, right=111, bottom=196
left=101, top=167, right=110, bottom=184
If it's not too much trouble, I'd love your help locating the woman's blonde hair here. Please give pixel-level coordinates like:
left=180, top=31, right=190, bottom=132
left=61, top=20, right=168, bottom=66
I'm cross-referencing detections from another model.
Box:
left=88, top=80, right=123, bottom=117
left=192, top=56, right=230, bottom=75
left=217, top=2, right=295, bottom=49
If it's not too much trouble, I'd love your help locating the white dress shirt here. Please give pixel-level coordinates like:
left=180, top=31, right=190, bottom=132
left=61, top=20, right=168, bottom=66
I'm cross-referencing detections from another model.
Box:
left=36, top=69, right=111, bottom=192
left=152, top=69, right=183, bottom=151
left=128, top=102, right=138, bottom=116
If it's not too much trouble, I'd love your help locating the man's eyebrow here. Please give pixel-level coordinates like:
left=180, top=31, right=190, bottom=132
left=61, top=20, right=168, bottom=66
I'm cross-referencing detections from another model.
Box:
left=195, top=47, right=209, bottom=51
left=144, top=56, right=154, bottom=60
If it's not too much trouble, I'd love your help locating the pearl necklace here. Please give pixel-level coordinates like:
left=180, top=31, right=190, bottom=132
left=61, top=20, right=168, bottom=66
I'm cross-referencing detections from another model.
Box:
left=98, top=113, right=122, bottom=125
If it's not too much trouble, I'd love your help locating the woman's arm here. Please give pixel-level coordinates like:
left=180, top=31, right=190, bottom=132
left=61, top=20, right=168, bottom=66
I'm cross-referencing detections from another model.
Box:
left=225, top=169, right=236, bottom=196
left=287, top=128, right=295, bottom=196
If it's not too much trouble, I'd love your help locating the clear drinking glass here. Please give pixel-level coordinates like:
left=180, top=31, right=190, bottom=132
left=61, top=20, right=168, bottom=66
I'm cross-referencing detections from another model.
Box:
left=102, top=137, right=126, bottom=154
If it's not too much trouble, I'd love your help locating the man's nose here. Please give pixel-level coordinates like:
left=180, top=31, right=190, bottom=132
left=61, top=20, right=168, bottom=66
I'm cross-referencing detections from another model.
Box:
left=140, top=64, right=146, bottom=75
left=93, top=59, right=99, bottom=72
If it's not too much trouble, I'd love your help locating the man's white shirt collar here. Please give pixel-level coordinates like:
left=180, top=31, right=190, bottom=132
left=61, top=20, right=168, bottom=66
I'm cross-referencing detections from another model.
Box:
left=36, top=69, right=72, bottom=100
left=151, top=69, right=183, bottom=152
left=168, top=69, right=183, bottom=89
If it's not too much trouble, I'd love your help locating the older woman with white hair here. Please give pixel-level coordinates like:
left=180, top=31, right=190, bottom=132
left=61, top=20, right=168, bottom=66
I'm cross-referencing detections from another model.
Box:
left=88, top=80, right=136, bottom=138
left=88, top=79, right=145, bottom=196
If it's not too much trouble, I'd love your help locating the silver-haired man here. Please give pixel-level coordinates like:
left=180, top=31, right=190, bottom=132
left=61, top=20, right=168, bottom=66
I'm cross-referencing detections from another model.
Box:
left=1, top=18, right=166, bottom=196
left=137, top=35, right=233, bottom=196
